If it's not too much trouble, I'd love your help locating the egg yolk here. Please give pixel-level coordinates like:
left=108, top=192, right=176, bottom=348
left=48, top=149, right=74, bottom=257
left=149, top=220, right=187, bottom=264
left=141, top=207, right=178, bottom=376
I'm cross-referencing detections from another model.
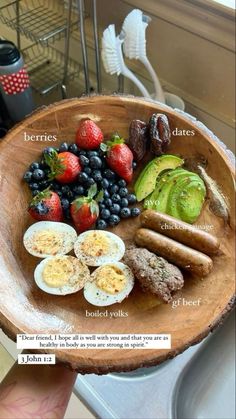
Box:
left=81, top=232, right=109, bottom=257
left=42, top=257, right=73, bottom=287
left=96, top=265, right=127, bottom=294
left=33, top=229, right=63, bottom=255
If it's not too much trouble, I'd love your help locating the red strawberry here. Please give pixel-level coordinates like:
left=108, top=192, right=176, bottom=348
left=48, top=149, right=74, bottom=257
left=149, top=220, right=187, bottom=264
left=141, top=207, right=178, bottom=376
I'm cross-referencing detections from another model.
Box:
left=70, top=184, right=102, bottom=233
left=44, top=149, right=81, bottom=184
left=28, top=188, right=63, bottom=222
left=103, top=134, right=133, bottom=183
left=76, top=120, right=103, bottom=150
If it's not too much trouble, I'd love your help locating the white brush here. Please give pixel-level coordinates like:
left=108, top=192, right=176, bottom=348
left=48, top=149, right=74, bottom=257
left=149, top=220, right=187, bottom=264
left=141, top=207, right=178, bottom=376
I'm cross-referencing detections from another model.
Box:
left=101, top=24, right=151, bottom=98
left=122, top=9, right=165, bottom=103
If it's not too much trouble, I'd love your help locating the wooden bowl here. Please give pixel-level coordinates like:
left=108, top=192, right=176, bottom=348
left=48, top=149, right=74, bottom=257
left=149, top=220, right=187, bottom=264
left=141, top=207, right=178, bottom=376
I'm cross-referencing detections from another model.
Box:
left=0, top=95, right=235, bottom=374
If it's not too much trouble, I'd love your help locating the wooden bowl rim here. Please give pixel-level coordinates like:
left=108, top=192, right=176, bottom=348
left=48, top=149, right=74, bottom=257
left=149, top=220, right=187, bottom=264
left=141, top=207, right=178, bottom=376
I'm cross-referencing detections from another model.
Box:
left=0, top=94, right=235, bottom=374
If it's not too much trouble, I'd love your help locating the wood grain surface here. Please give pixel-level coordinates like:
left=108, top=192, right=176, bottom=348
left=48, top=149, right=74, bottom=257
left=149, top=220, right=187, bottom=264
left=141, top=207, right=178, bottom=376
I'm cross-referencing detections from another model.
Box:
left=0, top=95, right=235, bottom=374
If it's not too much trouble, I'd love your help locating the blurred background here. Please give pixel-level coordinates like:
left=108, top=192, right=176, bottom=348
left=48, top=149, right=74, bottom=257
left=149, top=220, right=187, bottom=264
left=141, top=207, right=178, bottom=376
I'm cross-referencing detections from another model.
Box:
left=0, top=0, right=234, bottom=151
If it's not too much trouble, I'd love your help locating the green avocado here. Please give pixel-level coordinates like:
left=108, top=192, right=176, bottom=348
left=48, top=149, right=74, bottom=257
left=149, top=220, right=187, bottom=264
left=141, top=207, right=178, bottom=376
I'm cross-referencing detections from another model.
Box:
left=144, top=169, right=196, bottom=213
left=144, top=168, right=187, bottom=210
left=166, top=175, right=206, bottom=223
left=134, top=155, right=184, bottom=202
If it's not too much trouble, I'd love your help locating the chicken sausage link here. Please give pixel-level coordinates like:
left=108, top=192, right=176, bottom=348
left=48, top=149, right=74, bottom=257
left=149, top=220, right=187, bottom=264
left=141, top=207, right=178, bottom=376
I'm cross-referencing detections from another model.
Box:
left=135, top=228, right=213, bottom=277
left=140, top=210, right=220, bottom=256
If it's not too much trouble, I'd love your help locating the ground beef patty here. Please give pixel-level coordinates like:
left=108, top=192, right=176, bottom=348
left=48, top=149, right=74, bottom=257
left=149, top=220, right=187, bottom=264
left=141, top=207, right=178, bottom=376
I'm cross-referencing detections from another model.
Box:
left=123, top=247, right=184, bottom=303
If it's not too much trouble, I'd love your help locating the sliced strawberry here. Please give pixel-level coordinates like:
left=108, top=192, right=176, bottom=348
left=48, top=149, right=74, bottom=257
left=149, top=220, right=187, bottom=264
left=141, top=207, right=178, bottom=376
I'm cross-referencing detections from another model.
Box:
left=44, top=149, right=81, bottom=184
left=76, top=120, right=104, bottom=150
left=102, top=134, right=133, bottom=183
left=28, top=188, right=63, bottom=222
left=70, top=184, right=102, bottom=232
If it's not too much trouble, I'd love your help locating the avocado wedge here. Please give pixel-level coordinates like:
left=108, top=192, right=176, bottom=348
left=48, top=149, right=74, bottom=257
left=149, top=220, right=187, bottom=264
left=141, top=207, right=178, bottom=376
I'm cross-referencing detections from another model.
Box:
left=166, top=175, right=206, bottom=223
left=145, top=169, right=196, bottom=213
left=134, top=155, right=184, bottom=202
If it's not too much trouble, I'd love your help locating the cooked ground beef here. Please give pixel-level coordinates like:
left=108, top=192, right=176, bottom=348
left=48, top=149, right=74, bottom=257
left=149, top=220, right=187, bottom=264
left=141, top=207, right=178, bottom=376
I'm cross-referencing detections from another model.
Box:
left=123, top=247, right=184, bottom=303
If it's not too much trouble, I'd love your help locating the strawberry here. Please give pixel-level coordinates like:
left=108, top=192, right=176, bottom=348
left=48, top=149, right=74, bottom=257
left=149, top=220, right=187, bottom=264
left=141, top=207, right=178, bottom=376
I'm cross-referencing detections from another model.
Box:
left=76, top=120, right=103, bottom=150
left=44, top=149, right=81, bottom=184
left=70, top=184, right=102, bottom=233
left=28, top=188, right=63, bottom=222
left=102, top=134, right=133, bottom=183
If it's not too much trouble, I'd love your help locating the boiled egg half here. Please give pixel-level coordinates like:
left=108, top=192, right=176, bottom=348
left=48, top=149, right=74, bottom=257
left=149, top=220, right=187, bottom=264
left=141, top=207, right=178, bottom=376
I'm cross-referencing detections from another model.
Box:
left=34, top=255, right=90, bottom=295
left=83, top=262, right=134, bottom=306
left=23, top=221, right=77, bottom=258
left=74, top=230, right=125, bottom=266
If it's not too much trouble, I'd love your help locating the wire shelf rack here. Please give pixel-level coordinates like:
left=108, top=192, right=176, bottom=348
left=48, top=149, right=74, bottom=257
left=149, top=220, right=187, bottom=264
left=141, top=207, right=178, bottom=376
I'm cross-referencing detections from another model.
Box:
left=0, top=0, right=80, bottom=45
left=23, top=43, right=81, bottom=95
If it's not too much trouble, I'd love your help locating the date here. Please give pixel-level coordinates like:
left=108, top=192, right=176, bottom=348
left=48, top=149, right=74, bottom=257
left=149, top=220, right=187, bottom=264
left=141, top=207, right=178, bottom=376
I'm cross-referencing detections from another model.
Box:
left=127, top=119, right=149, bottom=161
left=149, top=113, right=171, bottom=155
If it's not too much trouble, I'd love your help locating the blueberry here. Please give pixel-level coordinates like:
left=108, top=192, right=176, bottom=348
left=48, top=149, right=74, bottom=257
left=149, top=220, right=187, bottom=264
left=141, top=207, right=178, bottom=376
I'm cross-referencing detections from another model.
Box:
left=50, top=181, right=61, bottom=191
left=132, top=161, right=137, bottom=169
left=104, top=169, right=116, bottom=180
left=89, top=156, right=102, bottom=169
left=43, top=147, right=56, bottom=155
left=59, top=142, right=68, bottom=152
left=79, top=150, right=87, bottom=156
left=93, top=170, right=102, bottom=182
left=109, top=184, right=119, bottom=194
left=101, top=208, right=111, bottom=219
left=104, top=198, right=112, bottom=208
left=78, top=172, right=88, bottom=184
left=73, top=185, right=84, bottom=195
left=110, top=204, right=120, bottom=215
left=111, top=193, right=121, bottom=203
left=32, top=190, right=40, bottom=196
left=61, top=198, right=70, bottom=210
left=96, top=219, right=107, bottom=229
left=57, top=191, right=63, bottom=198
left=131, top=207, right=141, bottom=217
left=23, top=171, right=32, bottom=183
left=127, top=193, right=137, bottom=204
left=98, top=148, right=105, bottom=157
left=101, top=178, right=109, bottom=189
left=66, top=190, right=74, bottom=201
left=35, top=202, right=49, bottom=215
left=120, top=207, right=131, bottom=218
left=119, top=187, right=128, bottom=197
left=38, top=180, right=50, bottom=190
left=108, top=179, right=115, bottom=187
left=32, top=169, right=45, bottom=181
left=30, top=162, right=40, bottom=171
left=118, top=179, right=127, bottom=187
left=99, top=203, right=106, bottom=209
left=108, top=214, right=120, bottom=226
left=103, top=189, right=110, bottom=199
left=87, top=150, right=98, bottom=157
left=101, top=179, right=109, bottom=189
left=61, top=185, right=71, bottom=194
left=86, top=177, right=96, bottom=187
left=79, top=155, right=90, bottom=167
left=39, top=160, right=48, bottom=170
left=120, top=198, right=128, bottom=207
left=84, top=166, right=92, bottom=175
left=29, top=182, right=39, bottom=190
left=69, top=143, right=79, bottom=154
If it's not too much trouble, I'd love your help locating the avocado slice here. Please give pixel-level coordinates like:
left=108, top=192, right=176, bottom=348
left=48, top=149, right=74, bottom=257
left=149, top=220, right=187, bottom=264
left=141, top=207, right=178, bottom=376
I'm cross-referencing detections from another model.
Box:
left=154, top=170, right=197, bottom=214
left=134, top=155, right=184, bottom=202
left=144, top=168, right=190, bottom=210
left=144, top=168, right=196, bottom=212
left=167, top=175, right=206, bottom=223
left=177, top=179, right=206, bottom=223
